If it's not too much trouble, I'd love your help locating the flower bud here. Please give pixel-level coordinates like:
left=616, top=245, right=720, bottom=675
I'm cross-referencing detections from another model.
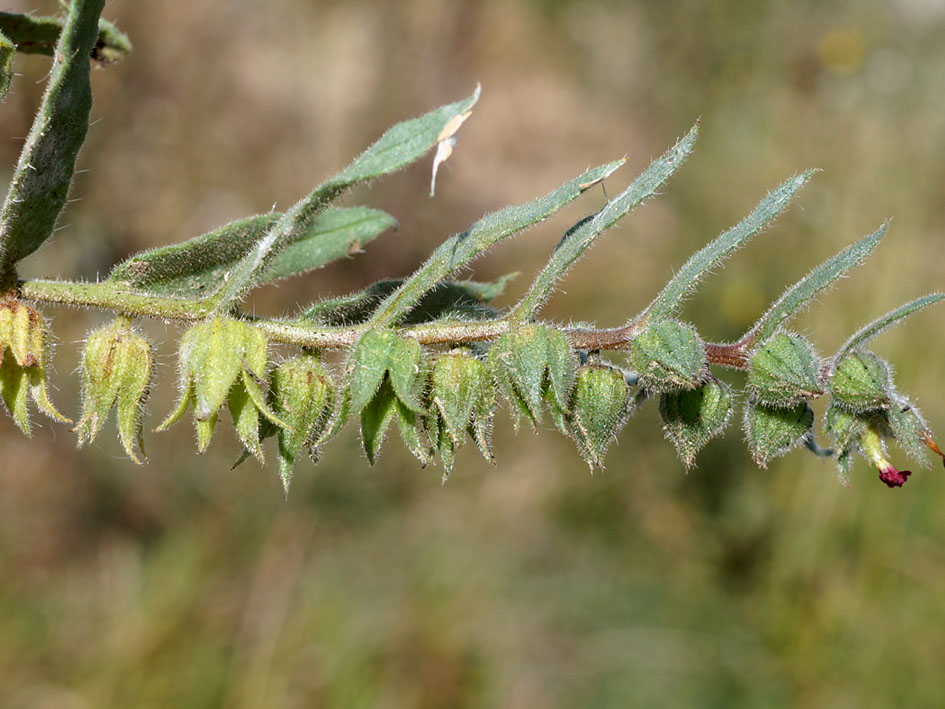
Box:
left=747, top=332, right=824, bottom=407
left=157, top=317, right=285, bottom=459
left=825, top=404, right=868, bottom=486
left=74, top=319, right=152, bottom=463
left=430, top=348, right=496, bottom=476
left=829, top=350, right=892, bottom=413
left=487, top=324, right=575, bottom=430
left=627, top=319, right=706, bottom=392
left=0, top=297, right=70, bottom=435
left=659, top=378, right=732, bottom=469
left=346, top=329, right=430, bottom=465
left=743, top=400, right=814, bottom=468
left=569, top=364, right=630, bottom=470
left=269, top=353, right=335, bottom=493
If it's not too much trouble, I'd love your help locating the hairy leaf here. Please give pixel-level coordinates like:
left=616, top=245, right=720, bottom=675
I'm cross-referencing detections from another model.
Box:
left=0, top=0, right=106, bottom=280
left=0, top=10, right=130, bottom=63
left=109, top=207, right=395, bottom=297
left=368, top=160, right=626, bottom=328
left=0, top=31, right=13, bottom=100
left=512, top=123, right=698, bottom=322
left=301, top=273, right=517, bottom=325
left=835, top=293, right=945, bottom=361
left=745, top=222, right=887, bottom=346
left=210, top=86, right=481, bottom=310
left=640, top=170, right=816, bottom=323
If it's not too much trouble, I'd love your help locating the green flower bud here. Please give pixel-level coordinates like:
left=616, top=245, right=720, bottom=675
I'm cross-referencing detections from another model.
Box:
left=156, top=317, right=286, bottom=459
left=487, top=324, right=575, bottom=430
left=74, top=319, right=152, bottom=463
left=348, top=329, right=425, bottom=414
left=359, top=377, right=429, bottom=466
left=269, top=353, right=335, bottom=493
left=430, top=348, right=496, bottom=477
left=344, top=329, right=430, bottom=465
left=829, top=350, right=892, bottom=413
left=568, top=364, right=630, bottom=470
left=0, top=297, right=70, bottom=435
left=747, top=332, right=824, bottom=407
left=659, top=378, right=732, bottom=469
left=743, top=400, right=814, bottom=468
left=627, top=319, right=707, bottom=392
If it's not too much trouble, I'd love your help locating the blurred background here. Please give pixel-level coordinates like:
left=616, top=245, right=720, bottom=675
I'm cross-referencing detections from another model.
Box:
left=1, top=0, right=944, bottom=706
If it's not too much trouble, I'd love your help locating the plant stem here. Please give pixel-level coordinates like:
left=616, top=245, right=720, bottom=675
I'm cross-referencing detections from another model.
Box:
left=18, top=277, right=752, bottom=369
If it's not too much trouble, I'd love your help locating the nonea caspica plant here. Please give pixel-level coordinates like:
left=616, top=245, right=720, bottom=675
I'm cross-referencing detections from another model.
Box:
left=0, top=3, right=942, bottom=493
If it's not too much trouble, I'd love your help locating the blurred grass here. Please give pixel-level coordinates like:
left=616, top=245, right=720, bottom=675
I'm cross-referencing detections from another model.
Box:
left=1, top=0, right=944, bottom=706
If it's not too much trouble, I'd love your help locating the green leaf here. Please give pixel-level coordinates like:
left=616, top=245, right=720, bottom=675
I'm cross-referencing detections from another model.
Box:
left=639, top=170, right=816, bottom=323
left=108, top=207, right=395, bottom=297
left=0, top=0, right=106, bottom=281
left=744, top=222, right=887, bottom=346
left=0, top=11, right=130, bottom=63
left=359, top=377, right=425, bottom=465
left=301, top=273, right=517, bottom=326
left=885, top=400, right=932, bottom=469
left=835, top=293, right=945, bottom=362
left=0, top=31, right=13, bottom=100
left=210, top=86, right=481, bottom=311
left=511, top=123, right=698, bottom=322
left=368, top=160, right=626, bottom=328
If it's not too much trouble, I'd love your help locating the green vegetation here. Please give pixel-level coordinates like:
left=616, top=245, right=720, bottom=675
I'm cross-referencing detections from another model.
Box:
left=0, top=1, right=943, bottom=706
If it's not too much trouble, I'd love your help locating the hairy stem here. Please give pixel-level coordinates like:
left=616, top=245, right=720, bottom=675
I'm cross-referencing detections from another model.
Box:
left=18, top=277, right=752, bottom=369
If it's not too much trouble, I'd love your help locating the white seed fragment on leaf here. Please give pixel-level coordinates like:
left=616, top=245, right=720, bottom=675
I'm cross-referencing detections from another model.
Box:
left=437, top=109, right=473, bottom=143
left=430, top=137, right=456, bottom=197
left=430, top=108, right=473, bottom=197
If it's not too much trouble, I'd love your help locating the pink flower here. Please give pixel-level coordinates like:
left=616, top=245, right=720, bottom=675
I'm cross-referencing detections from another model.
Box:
left=877, top=461, right=911, bottom=488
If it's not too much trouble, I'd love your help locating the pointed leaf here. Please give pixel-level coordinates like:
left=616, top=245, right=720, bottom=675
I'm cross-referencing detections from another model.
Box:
left=368, top=159, right=625, bottom=328
left=228, top=384, right=263, bottom=462
left=745, top=222, right=887, bottom=346
left=360, top=378, right=399, bottom=464
left=640, top=170, right=816, bottom=323
left=347, top=330, right=395, bottom=414
left=885, top=399, right=932, bottom=468
left=108, top=207, right=395, bottom=297
left=0, top=354, right=30, bottom=435
left=512, top=123, right=697, bottom=322
left=835, top=293, right=945, bottom=362
left=210, top=87, right=481, bottom=310
left=0, top=0, right=106, bottom=277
